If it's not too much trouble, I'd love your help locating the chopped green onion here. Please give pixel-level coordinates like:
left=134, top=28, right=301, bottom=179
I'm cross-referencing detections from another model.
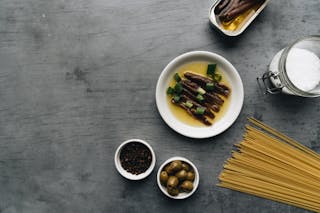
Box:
left=174, top=83, right=183, bottom=94
left=174, top=73, right=181, bottom=82
left=167, top=87, right=174, bottom=95
left=205, top=83, right=214, bottom=91
left=214, top=74, right=222, bottom=82
left=184, top=101, right=193, bottom=108
left=197, top=87, right=206, bottom=95
left=196, top=94, right=204, bottom=102
left=173, top=95, right=181, bottom=103
left=207, top=64, right=217, bottom=76
left=195, top=107, right=206, bottom=115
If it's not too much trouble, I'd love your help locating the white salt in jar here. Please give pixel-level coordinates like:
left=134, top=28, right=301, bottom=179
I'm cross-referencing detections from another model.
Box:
left=258, top=36, right=320, bottom=97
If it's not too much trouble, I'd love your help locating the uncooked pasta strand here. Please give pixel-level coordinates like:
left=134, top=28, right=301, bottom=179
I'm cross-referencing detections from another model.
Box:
left=245, top=125, right=320, bottom=169
left=218, top=118, right=320, bottom=212
left=229, top=152, right=320, bottom=189
left=219, top=172, right=320, bottom=205
left=236, top=142, right=320, bottom=183
left=248, top=117, right=320, bottom=160
left=218, top=182, right=320, bottom=212
left=243, top=136, right=320, bottom=179
left=224, top=161, right=320, bottom=197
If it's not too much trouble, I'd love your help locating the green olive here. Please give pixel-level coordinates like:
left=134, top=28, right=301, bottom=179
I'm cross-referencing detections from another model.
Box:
left=181, top=163, right=190, bottom=171
left=180, top=180, right=194, bottom=192
left=186, top=171, right=195, bottom=181
left=169, top=160, right=182, bottom=172
left=175, top=169, right=187, bottom=181
left=160, top=171, right=169, bottom=185
left=167, top=187, right=179, bottom=196
left=164, top=164, right=174, bottom=174
left=167, top=176, right=179, bottom=188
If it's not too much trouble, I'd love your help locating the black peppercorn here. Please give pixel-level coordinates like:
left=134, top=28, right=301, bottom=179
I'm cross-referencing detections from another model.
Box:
left=119, top=142, right=152, bottom=175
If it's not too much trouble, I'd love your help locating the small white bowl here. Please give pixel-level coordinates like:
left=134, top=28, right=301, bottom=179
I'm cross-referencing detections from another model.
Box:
left=155, top=51, right=244, bottom=138
left=114, top=139, right=156, bottom=180
left=157, top=157, right=199, bottom=199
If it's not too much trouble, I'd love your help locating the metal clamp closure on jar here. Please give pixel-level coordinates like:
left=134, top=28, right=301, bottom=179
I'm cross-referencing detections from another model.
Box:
left=257, top=71, right=283, bottom=94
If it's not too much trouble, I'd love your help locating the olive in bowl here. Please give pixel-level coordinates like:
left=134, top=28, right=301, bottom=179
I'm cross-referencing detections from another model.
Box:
left=157, top=157, right=199, bottom=199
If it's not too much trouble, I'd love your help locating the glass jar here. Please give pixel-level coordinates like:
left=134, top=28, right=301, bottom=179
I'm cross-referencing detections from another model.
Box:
left=258, top=35, right=320, bottom=97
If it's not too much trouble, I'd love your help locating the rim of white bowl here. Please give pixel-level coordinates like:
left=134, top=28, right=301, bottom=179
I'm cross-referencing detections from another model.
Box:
left=157, top=156, right=199, bottom=199
left=114, top=139, right=156, bottom=180
left=155, top=51, right=244, bottom=138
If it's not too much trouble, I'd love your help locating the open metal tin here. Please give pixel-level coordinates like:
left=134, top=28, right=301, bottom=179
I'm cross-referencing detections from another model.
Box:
left=209, top=0, right=271, bottom=36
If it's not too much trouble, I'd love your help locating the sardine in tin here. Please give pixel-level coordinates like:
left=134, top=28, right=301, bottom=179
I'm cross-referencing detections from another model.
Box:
left=209, top=0, right=271, bottom=36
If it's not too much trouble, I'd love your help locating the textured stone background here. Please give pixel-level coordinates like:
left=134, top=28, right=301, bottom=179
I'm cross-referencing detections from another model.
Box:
left=0, top=0, right=319, bottom=212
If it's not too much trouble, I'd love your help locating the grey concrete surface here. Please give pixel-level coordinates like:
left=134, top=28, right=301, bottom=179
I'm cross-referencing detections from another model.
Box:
left=0, top=0, right=319, bottom=212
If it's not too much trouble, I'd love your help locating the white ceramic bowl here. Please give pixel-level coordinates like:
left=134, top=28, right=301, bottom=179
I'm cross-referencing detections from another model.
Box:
left=157, top=157, right=199, bottom=199
left=114, top=139, right=156, bottom=180
left=155, top=51, right=244, bottom=138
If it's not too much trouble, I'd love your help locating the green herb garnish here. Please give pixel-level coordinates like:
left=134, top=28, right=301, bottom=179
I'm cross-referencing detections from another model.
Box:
left=195, top=107, right=206, bottom=115
left=196, top=94, right=204, bottom=102
left=197, top=87, right=206, bottom=95
left=167, top=87, right=174, bottom=95
left=205, top=82, right=214, bottom=91
left=174, top=83, right=183, bottom=94
left=184, top=101, right=193, bottom=108
left=173, top=95, right=181, bottom=103
left=174, top=73, right=181, bottom=82
left=207, top=64, right=217, bottom=76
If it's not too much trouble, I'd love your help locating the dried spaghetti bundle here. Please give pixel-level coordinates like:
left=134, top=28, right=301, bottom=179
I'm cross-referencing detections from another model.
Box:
left=218, top=118, right=320, bottom=212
